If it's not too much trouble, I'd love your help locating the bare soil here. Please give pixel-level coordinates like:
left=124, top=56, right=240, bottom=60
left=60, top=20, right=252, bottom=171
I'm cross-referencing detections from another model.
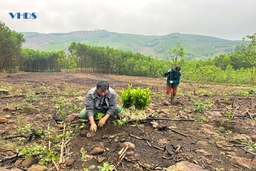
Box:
left=0, top=72, right=255, bottom=171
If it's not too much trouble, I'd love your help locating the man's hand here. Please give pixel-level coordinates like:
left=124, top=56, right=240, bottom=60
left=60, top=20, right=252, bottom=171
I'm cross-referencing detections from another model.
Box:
left=90, top=123, right=97, bottom=132
left=170, top=80, right=173, bottom=84
left=98, top=118, right=106, bottom=127
left=168, top=69, right=171, bottom=72
left=98, top=114, right=110, bottom=127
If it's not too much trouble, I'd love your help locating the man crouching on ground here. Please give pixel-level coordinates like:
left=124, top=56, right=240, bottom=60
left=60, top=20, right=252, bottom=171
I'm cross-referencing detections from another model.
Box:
left=79, top=81, right=122, bottom=132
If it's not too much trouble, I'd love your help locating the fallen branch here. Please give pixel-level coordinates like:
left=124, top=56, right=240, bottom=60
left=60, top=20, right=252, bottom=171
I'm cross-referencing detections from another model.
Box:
left=163, top=146, right=172, bottom=156
left=2, top=134, right=26, bottom=140
left=127, top=117, right=195, bottom=124
left=129, top=134, right=142, bottom=140
left=48, top=124, right=51, bottom=151
left=231, top=106, right=239, bottom=119
left=0, top=94, right=26, bottom=99
left=239, top=147, right=256, bottom=156
left=129, top=134, right=151, bottom=141
left=233, top=112, right=256, bottom=119
left=150, top=163, right=159, bottom=170
left=115, top=146, right=128, bottom=169
left=137, top=161, right=150, bottom=170
left=162, top=155, right=173, bottom=160
left=0, top=153, right=22, bottom=163
left=146, top=140, right=152, bottom=147
left=129, top=134, right=164, bottom=151
left=58, top=123, right=66, bottom=171
left=174, top=145, right=181, bottom=152
left=151, top=144, right=164, bottom=151
left=136, top=125, right=145, bottom=133
left=168, top=128, right=190, bottom=138
left=246, top=111, right=255, bottom=120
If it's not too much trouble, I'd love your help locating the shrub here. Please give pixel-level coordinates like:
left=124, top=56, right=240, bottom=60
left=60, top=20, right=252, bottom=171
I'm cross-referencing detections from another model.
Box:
left=120, top=84, right=134, bottom=108
left=132, top=87, right=151, bottom=110
left=120, top=84, right=151, bottom=110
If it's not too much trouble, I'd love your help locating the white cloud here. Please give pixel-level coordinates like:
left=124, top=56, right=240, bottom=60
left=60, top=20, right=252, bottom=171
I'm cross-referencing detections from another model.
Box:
left=0, top=0, right=255, bottom=40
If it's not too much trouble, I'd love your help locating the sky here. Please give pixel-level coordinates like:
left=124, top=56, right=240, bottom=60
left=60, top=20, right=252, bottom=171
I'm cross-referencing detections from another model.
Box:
left=1, top=0, right=255, bottom=40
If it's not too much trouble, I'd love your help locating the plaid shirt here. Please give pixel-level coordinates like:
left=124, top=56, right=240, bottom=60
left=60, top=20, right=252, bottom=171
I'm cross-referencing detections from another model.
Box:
left=84, top=87, right=117, bottom=116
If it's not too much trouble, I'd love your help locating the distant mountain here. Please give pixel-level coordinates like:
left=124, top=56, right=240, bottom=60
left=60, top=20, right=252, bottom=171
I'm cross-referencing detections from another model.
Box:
left=21, top=30, right=248, bottom=60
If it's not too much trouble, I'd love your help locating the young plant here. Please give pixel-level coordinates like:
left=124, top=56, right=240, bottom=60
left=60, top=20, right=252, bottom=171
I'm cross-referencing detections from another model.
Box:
left=225, top=130, right=232, bottom=135
left=21, top=143, right=57, bottom=165
left=81, top=148, right=95, bottom=171
left=15, top=101, right=34, bottom=112
left=120, top=84, right=134, bottom=108
left=224, top=97, right=231, bottom=104
left=97, top=162, right=114, bottom=171
left=18, top=123, right=32, bottom=136
left=132, top=87, right=151, bottom=110
left=226, top=111, right=232, bottom=120
left=97, top=113, right=103, bottom=120
left=120, top=85, right=151, bottom=110
left=193, top=99, right=212, bottom=114
left=113, top=118, right=127, bottom=126
left=241, top=142, right=256, bottom=150
left=54, top=96, right=79, bottom=117
left=25, top=90, right=36, bottom=103
left=194, top=114, right=208, bottom=122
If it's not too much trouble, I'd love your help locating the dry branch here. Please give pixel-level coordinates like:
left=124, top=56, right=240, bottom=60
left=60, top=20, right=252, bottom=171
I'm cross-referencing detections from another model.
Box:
left=146, top=140, right=152, bottom=147
left=58, top=123, right=66, bottom=171
left=136, top=125, right=145, bottom=133
left=0, top=153, right=22, bottom=163
left=127, top=117, right=195, bottom=124
left=129, top=134, right=142, bottom=140
left=239, top=147, right=256, bottom=156
left=168, top=128, right=190, bottom=138
left=129, top=134, right=151, bottom=141
left=151, top=144, right=164, bottom=151
left=115, top=146, right=128, bottom=169
left=231, top=106, right=239, bottom=119
left=163, top=146, right=172, bottom=156
left=246, top=111, right=255, bottom=120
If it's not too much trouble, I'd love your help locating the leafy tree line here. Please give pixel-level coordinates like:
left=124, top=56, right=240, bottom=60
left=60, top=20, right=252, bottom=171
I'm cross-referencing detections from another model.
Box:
left=22, top=49, right=61, bottom=72
left=179, top=60, right=254, bottom=85
left=197, top=33, right=256, bottom=85
left=68, top=42, right=168, bottom=77
left=67, top=40, right=256, bottom=85
left=0, top=21, right=61, bottom=72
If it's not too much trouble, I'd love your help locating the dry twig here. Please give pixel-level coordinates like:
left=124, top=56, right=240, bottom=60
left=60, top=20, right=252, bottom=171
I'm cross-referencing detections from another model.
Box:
left=115, top=146, right=128, bottom=169
left=239, top=147, right=256, bottom=156
left=58, top=123, right=66, bottom=171
left=127, top=117, right=195, bottom=124
left=151, top=144, right=164, bottom=151
left=136, top=125, right=145, bottom=133
left=129, top=134, right=151, bottom=141
left=169, top=128, right=190, bottom=138
left=0, top=153, right=22, bottom=163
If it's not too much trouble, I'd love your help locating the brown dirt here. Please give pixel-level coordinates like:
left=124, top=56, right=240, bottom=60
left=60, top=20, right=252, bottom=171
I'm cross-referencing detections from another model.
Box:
left=0, top=72, right=255, bottom=171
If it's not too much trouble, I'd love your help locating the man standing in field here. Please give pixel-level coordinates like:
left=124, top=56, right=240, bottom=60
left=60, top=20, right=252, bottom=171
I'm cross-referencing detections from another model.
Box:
left=164, top=66, right=182, bottom=102
left=78, top=81, right=122, bottom=132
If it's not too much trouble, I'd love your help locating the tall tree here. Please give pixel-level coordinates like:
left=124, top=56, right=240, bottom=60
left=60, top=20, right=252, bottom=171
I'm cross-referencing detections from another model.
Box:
left=242, top=33, right=256, bottom=84
left=0, top=21, right=25, bottom=72
left=169, top=42, right=185, bottom=64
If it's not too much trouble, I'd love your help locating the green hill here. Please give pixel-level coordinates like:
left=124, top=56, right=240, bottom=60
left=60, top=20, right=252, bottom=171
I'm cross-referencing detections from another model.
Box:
left=21, top=30, right=248, bottom=60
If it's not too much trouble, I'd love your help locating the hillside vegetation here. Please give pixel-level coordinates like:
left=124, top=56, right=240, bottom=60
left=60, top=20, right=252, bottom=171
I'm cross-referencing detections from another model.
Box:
left=21, top=30, right=248, bottom=60
left=1, top=21, right=255, bottom=86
